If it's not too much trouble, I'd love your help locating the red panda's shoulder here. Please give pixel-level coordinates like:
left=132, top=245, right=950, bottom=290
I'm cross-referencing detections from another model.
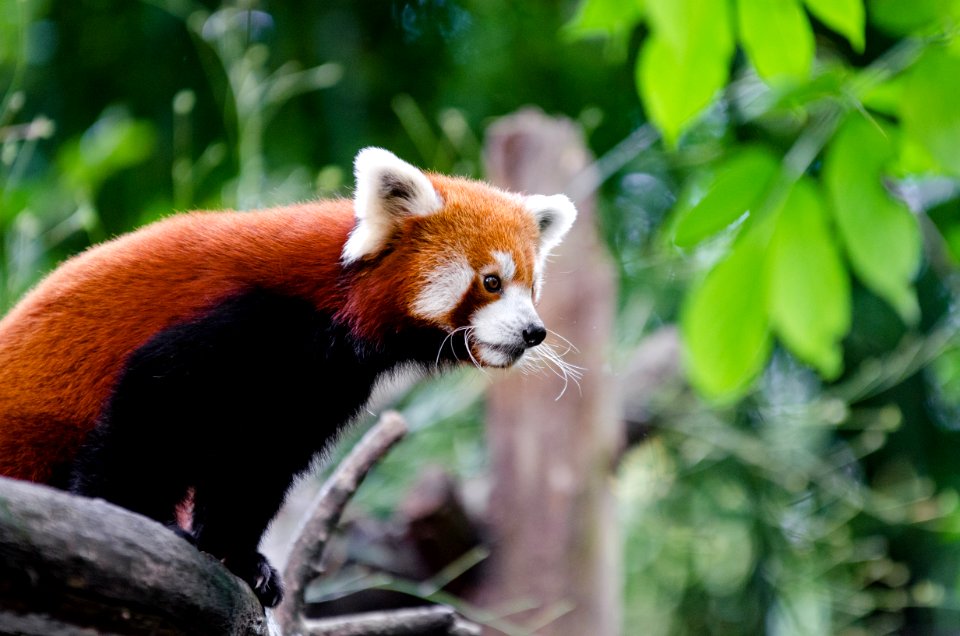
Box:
left=0, top=198, right=357, bottom=468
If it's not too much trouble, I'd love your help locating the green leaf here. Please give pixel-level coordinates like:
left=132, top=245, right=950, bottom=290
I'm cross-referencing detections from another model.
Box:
left=682, top=228, right=772, bottom=400
left=644, top=0, right=696, bottom=51
left=803, top=0, right=865, bottom=52
left=896, top=133, right=942, bottom=175
left=858, top=74, right=904, bottom=117
left=823, top=115, right=921, bottom=323
left=945, top=225, right=960, bottom=268
left=564, top=0, right=645, bottom=56
left=772, top=64, right=848, bottom=111
left=868, top=0, right=957, bottom=36
left=900, top=45, right=960, bottom=178
left=737, top=0, right=815, bottom=82
left=767, top=179, right=850, bottom=378
left=673, top=147, right=779, bottom=247
left=638, top=0, right=734, bottom=145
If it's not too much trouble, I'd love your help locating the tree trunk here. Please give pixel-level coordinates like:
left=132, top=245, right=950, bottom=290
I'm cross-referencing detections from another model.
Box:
left=478, top=109, right=621, bottom=635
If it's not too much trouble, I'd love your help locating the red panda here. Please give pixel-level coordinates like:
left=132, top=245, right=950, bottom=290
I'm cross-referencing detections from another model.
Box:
left=0, top=148, right=576, bottom=607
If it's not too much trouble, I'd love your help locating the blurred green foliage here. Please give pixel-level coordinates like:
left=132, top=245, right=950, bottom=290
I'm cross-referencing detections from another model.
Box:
left=5, top=0, right=960, bottom=634
left=574, top=0, right=960, bottom=400
left=571, top=0, right=960, bottom=633
left=0, top=0, right=636, bottom=309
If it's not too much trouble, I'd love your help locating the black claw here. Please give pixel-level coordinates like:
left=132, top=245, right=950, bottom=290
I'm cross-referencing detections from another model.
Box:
left=255, top=568, right=284, bottom=608
left=225, top=552, right=284, bottom=608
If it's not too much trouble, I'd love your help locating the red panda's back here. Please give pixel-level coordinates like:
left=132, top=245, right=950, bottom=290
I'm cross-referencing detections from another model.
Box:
left=0, top=202, right=352, bottom=483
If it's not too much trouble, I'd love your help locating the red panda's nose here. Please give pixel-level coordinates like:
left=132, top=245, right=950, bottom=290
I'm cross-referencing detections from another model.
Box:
left=522, top=323, right=547, bottom=348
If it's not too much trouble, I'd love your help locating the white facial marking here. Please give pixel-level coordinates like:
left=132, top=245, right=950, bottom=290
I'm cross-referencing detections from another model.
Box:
left=471, top=285, right=540, bottom=366
left=532, top=267, right=544, bottom=303
left=412, top=257, right=474, bottom=321
left=491, top=250, right=516, bottom=282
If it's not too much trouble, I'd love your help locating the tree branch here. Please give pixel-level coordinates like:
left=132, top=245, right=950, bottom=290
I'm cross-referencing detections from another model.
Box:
left=301, top=605, right=480, bottom=636
left=0, top=476, right=268, bottom=636
left=0, top=411, right=480, bottom=636
left=275, top=411, right=409, bottom=634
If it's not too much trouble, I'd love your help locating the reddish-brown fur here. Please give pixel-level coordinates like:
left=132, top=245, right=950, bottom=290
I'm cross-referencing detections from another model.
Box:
left=0, top=174, right=539, bottom=484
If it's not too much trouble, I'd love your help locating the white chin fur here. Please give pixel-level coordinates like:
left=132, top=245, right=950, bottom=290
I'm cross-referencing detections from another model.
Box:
left=475, top=343, right=522, bottom=367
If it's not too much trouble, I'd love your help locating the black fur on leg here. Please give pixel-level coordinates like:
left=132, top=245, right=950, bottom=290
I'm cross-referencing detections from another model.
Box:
left=222, top=551, right=284, bottom=608
left=69, top=421, right=193, bottom=529
left=67, top=288, right=454, bottom=607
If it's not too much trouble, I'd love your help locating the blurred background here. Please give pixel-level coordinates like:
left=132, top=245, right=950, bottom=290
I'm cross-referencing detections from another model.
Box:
left=2, top=0, right=960, bottom=634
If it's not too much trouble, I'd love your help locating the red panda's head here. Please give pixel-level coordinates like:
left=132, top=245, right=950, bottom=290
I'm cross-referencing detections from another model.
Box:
left=341, top=148, right=576, bottom=368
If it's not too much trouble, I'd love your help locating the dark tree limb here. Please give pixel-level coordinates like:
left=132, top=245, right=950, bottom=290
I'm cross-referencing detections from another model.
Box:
left=0, top=476, right=268, bottom=636
left=301, top=606, right=480, bottom=636
left=277, top=412, right=482, bottom=636
left=276, top=410, right=406, bottom=633
left=0, top=411, right=479, bottom=636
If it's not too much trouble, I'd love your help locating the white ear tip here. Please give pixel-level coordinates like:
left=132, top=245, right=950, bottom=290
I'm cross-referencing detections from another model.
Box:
left=546, top=194, right=577, bottom=226
left=526, top=193, right=577, bottom=236
left=354, top=147, right=396, bottom=174
left=344, top=147, right=441, bottom=264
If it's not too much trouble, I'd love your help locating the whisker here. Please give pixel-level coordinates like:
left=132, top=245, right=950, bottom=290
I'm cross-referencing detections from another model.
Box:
left=516, top=353, right=546, bottom=376
left=545, top=329, right=580, bottom=355
left=535, top=347, right=568, bottom=381
left=532, top=342, right=584, bottom=400
left=435, top=330, right=458, bottom=369
left=539, top=342, right=585, bottom=377
left=541, top=352, right=571, bottom=400
left=517, top=353, right=543, bottom=375
left=435, top=325, right=472, bottom=370
left=461, top=327, right=488, bottom=376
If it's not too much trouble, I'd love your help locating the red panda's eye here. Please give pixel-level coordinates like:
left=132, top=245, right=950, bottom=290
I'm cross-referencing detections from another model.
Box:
left=483, top=274, right=502, bottom=293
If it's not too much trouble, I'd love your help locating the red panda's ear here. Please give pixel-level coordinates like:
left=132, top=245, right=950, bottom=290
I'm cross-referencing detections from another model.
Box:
left=524, top=194, right=577, bottom=300
left=524, top=194, right=577, bottom=258
left=342, top=147, right=442, bottom=264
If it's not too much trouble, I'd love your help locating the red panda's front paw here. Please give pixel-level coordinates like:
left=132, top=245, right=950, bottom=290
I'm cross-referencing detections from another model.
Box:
left=224, top=551, right=284, bottom=608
